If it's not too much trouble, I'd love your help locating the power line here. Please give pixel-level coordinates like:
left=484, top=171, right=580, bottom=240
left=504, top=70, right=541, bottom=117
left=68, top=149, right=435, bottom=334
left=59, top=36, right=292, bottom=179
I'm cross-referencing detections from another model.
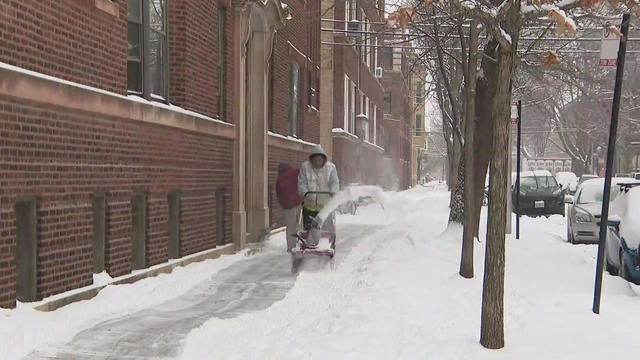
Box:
left=321, top=41, right=640, bottom=54
left=321, top=18, right=636, bottom=31
left=322, top=27, right=640, bottom=42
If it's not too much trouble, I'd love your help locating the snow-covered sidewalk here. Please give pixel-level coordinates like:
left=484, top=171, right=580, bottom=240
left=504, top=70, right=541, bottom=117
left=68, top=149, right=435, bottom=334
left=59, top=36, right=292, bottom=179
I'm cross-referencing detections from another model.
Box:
left=1, top=247, right=252, bottom=360
left=181, top=186, right=640, bottom=359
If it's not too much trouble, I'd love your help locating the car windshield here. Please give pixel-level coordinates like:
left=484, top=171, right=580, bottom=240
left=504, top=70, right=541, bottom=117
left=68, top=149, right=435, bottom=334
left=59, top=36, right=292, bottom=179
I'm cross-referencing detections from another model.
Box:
left=578, top=184, right=621, bottom=204
left=520, top=175, right=558, bottom=191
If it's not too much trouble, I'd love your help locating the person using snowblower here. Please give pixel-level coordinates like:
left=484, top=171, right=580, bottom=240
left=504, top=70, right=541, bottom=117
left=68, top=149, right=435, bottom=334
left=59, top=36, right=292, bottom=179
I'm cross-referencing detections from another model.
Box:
left=297, top=145, right=340, bottom=247
left=276, top=163, right=302, bottom=252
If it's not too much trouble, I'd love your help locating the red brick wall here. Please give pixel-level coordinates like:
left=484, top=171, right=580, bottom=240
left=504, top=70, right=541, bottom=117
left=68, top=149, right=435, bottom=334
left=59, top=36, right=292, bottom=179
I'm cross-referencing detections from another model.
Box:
left=0, top=0, right=234, bottom=122
left=330, top=33, right=384, bottom=187
left=267, top=0, right=322, bottom=231
left=333, top=137, right=388, bottom=188
left=270, top=0, right=320, bottom=143
left=0, top=96, right=234, bottom=309
left=169, top=0, right=235, bottom=121
left=382, top=66, right=412, bottom=189
left=0, top=0, right=127, bottom=94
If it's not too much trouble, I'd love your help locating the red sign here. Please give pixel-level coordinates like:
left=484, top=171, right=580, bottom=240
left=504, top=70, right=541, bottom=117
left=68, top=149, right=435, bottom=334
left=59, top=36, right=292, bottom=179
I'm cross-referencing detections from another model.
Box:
left=599, top=59, right=618, bottom=66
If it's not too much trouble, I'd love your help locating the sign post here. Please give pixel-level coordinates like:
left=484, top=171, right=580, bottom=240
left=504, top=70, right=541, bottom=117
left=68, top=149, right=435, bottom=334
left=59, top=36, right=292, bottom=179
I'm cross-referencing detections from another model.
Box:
left=504, top=101, right=519, bottom=234
left=515, top=100, right=522, bottom=240
left=593, top=13, right=630, bottom=315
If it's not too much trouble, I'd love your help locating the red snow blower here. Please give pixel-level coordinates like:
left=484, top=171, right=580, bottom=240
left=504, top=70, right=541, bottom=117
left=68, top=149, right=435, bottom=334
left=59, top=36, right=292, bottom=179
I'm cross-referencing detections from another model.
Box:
left=292, top=191, right=336, bottom=259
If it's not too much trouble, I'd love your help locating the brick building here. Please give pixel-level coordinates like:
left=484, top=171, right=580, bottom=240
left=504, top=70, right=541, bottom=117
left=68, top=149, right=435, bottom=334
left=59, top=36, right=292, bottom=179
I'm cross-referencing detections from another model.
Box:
left=0, top=0, right=320, bottom=309
left=320, top=0, right=389, bottom=188
left=409, top=65, right=428, bottom=186
left=380, top=32, right=412, bottom=190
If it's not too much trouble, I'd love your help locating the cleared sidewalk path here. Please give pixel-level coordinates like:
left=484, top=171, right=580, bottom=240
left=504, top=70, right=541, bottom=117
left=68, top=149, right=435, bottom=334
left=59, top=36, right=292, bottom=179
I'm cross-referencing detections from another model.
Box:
left=27, top=224, right=369, bottom=360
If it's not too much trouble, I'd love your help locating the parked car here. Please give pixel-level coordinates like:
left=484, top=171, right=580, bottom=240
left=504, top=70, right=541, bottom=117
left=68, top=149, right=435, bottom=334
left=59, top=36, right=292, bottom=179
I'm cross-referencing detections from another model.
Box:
left=605, top=183, right=640, bottom=283
left=512, top=170, right=565, bottom=217
left=631, top=172, right=640, bottom=180
left=565, top=177, right=637, bottom=244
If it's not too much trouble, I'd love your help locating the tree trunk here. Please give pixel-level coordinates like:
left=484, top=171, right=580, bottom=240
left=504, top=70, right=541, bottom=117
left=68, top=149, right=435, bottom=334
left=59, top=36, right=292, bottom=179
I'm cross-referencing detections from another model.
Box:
left=460, top=19, right=480, bottom=278
left=447, top=136, right=462, bottom=203
left=480, top=44, right=515, bottom=351
left=470, top=36, right=498, bottom=240
left=449, top=157, right=465, bottom=223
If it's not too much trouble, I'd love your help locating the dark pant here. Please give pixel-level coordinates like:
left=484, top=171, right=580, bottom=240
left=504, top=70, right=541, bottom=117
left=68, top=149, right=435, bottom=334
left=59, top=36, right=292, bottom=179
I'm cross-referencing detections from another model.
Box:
left=302, top=208, right=319, bottom=231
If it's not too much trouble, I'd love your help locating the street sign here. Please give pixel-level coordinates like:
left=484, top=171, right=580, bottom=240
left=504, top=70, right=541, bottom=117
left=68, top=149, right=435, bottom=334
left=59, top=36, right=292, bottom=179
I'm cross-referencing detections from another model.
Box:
left=511, top=101, right=518, bottom=124
left=600, top=17, right=622, bottom=67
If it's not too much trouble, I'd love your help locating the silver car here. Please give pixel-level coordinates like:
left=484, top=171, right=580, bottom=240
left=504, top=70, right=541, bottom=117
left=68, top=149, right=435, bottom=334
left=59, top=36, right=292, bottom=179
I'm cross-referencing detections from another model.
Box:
left=605, top=183, right=640, bottom=281
left=566, top=177, right=637, bottom=244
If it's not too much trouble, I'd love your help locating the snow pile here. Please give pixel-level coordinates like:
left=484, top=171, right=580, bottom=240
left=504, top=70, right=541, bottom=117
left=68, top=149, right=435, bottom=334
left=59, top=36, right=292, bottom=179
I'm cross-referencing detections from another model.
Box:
left=92, top=271, right=113, bottom=287
left=0, top=249, right=251, bottom=360
left=180, top=187, right=640, bottom=360
left=555, top=171, right=577, bottom=190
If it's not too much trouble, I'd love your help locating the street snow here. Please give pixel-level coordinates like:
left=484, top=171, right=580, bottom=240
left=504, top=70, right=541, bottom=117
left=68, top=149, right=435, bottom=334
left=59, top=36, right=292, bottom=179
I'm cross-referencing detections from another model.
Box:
left=4, top=185, right=640, bottom=359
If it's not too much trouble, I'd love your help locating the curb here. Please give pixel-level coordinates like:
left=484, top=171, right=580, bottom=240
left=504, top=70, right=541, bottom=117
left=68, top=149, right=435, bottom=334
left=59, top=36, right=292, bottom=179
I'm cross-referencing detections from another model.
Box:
left=33, top=244, right=237, bottom=312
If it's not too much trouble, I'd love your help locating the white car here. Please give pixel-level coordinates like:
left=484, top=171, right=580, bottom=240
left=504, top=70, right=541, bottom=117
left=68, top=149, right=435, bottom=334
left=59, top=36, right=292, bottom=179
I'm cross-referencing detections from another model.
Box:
left=605, top=183, right=640, bottom=282
left=565, top=178, right=638, bottom=243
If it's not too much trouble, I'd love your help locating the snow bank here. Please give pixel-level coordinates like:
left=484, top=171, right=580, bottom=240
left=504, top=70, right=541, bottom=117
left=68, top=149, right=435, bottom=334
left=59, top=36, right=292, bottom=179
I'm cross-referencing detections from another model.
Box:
left=181, top=187, right=640, bottom=360
left=0, top=247, right=252, bottom=360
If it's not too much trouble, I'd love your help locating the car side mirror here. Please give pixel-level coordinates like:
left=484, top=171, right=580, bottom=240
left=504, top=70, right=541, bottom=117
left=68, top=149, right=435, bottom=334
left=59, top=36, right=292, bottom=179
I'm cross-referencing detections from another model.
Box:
left=564, top=195, right=574, bottom=204
left=608, top=215, right=621, bottom=229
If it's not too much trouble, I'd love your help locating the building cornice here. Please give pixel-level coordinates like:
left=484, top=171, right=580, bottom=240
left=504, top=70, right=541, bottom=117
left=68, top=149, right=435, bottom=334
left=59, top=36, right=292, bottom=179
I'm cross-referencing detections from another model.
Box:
left=0, top=63, right=235, bottom=139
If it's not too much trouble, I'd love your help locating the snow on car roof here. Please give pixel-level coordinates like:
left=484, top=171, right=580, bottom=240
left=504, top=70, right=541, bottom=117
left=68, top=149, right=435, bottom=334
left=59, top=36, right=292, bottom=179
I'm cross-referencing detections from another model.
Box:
left=555, top=171, right=577, bottom=178
left=555, top=172, right=578, bottom=188
left=616, top=186, right=640, bottom=248
left=579, top=177, right=639, bottom=189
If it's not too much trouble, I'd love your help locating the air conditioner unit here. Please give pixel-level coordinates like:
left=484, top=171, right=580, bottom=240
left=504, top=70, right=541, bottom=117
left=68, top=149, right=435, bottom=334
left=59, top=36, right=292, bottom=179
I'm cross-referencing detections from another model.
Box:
left=347, top=20, right=361, bottom=41
left=375, top=67, right=383, bottom=78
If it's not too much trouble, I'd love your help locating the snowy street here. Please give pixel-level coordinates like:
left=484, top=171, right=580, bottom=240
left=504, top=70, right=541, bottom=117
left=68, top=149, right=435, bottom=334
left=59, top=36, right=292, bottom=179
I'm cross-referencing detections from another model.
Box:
left=5, top=186, right=640, bottom=359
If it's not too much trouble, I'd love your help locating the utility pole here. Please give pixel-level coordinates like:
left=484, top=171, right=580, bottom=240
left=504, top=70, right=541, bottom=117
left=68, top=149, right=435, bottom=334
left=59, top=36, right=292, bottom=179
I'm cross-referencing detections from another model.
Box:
left=593, top=13, right=630, bottom=315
